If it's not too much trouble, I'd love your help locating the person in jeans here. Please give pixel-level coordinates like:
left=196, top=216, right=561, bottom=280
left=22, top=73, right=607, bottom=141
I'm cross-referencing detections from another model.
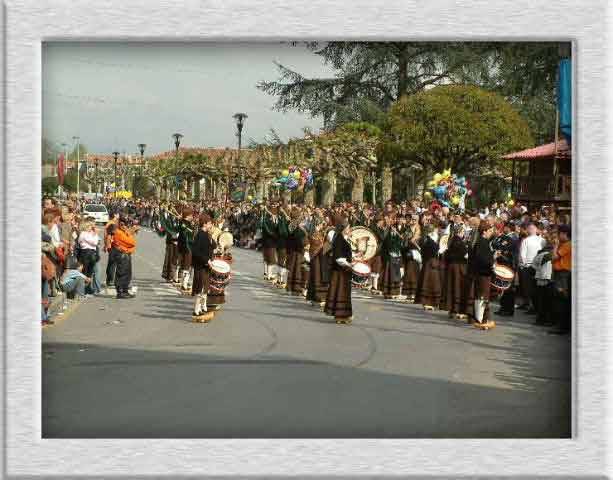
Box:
left=60, top=257, right=91, bottom=299
left=518, top=222, right=546, bottom=314
left=104, top=213, right=119, bottom=289
left=550, top=225, right=572, bottom=335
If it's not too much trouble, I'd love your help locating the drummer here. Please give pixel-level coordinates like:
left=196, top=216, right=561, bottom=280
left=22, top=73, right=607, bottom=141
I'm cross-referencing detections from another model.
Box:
left=324, top=215, right=353, bottom=324
left=190, top=213, right=216, bottom=317
left=467, top=220, right=500, bottom=329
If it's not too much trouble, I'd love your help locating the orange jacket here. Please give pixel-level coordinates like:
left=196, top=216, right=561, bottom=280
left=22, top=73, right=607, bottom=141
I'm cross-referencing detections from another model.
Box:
left=112, top=227, right=136, bottom=254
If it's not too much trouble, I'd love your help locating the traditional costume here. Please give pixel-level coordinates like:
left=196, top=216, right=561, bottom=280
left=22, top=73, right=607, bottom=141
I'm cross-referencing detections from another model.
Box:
left=306, top=219, right=331, bottom=305
left=177, top=211, right=195, bottom=290
left=466, top=223, right=496, bottom=329
left=160, top=208, right=180, bottom=283
left=190, top=218, right=216, bottom=317
left=380, top=223, right=403, bottom=299
left=402, top=225, right=421, bottom=302
left=285, top=211, right=308, bottom=295
left=415, top=226, right=441, bottom=310
left=444, top=226, right=468, bottom=317
left=261, top=208, right=279, bottom=281
left=275, top=208, right=289, bottom=288
left=324, top=218, right=353, bottom=323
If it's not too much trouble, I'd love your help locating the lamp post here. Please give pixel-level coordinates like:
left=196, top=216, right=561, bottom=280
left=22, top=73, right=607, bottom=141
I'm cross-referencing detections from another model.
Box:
left=172, top=133, right=183, bottom=200
left=136, top=143, right=146, bottom=198
left=233, top=113, right=247, bottom=193
left=94, top=157, right=99, bottom=194
left=73, top=136, right=80, bottom=197
left=112, top=151, right=120, bottom=198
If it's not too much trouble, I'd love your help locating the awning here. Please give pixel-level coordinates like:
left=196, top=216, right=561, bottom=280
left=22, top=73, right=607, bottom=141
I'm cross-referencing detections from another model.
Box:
left=502, top=139, right=570, bottom=161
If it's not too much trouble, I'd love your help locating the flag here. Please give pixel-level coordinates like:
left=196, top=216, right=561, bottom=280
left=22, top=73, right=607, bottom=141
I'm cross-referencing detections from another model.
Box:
left=558, top=59, right=572, bottom=143
left=57, top=153, right=65, bottom=185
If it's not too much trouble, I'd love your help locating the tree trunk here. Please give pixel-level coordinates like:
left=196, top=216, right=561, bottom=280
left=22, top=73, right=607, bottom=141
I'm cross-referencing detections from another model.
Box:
left=396, top=43, right=409, bottom=98
left=194, top=177, right=201, bottom=200
left=351, top=171, right=365, bottom=203
left=256, top=176, right=265, bottom=202
left=304, top=188, right=315, bottom=206
left=321, top=170, right=336, bottom=206
left=381, top=166, right=393, bottom=206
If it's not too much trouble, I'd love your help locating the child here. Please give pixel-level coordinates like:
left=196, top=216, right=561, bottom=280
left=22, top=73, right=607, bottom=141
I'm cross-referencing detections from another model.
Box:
left=60, top=257, right=92, bottom=300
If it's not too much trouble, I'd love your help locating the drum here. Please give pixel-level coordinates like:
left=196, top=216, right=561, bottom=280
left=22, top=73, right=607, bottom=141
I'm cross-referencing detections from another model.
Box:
left=210, top=258, right=231, bottom=291
left=351, top=261, right=371, bottom=287
left=491, top=263, right=514, bottom=292
left=347, top=226, right=378, bottom=261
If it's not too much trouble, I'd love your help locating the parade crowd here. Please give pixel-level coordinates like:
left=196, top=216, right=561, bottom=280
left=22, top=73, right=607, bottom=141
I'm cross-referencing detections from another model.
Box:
left=41, top=194, right=572, bottom=335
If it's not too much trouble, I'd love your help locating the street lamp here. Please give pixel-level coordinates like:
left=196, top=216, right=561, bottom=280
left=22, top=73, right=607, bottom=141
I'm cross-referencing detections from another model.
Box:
left=172, top=133, right=183, bottom=200
left=94, top=157, right=99, bottom=194
left=233, top=113, right=247, bottom=187
left=112, top=151, right=120, bottom=198
left=136, top=143, right=146, bottom=198
left=73, top=136, right=80, bottom=197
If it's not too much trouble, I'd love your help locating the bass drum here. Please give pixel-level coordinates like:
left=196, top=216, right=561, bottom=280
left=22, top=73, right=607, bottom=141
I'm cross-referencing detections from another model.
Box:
left=209, top=258, right=232, bottom=293
left=491, top=263, right=514, bottom=293
left=351, top=261, right=372, bottom=287
left=347, top=226, right=378, bottom=262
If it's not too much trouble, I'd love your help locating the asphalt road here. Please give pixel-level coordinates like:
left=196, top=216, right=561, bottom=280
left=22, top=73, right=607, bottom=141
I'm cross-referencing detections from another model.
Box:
left=42, top=229, right=571, bottom=438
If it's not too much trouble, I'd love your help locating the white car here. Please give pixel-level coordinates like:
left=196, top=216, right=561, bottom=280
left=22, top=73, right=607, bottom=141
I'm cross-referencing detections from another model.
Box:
left=82, top=204, right=109, bottom=224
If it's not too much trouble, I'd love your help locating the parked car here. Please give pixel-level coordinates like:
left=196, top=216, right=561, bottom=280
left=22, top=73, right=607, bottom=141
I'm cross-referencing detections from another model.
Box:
left=82, top=204, right=109, bottom=224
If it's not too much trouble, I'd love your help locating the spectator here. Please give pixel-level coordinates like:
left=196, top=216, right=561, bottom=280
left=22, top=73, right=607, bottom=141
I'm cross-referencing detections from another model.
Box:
left=60, top=257, right=92, bottom=300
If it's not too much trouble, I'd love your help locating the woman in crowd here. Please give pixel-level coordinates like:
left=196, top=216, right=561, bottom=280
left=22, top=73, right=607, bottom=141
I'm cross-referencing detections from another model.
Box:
left=77, top=218, right=100, bottom=295
left=415, top=224, right=441, bottom=311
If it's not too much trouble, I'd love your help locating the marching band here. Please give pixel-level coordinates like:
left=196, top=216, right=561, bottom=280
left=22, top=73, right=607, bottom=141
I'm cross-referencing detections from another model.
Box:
left=152, top=197, right=529, bottom=331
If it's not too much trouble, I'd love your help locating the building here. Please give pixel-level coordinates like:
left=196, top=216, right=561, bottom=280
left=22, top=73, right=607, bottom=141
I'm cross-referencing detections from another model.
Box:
left=503, top=138, right=571, bottom=207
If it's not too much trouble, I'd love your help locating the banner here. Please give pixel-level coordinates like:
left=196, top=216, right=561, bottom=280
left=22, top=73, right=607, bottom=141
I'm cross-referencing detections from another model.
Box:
left=57, top=153, right=65, bottom=185
left=558, top=59, right=572, bottom=143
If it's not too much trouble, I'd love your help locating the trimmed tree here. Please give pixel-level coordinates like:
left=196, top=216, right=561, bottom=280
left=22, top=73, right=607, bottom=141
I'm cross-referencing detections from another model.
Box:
left=382, top=85, right=533, bottom=189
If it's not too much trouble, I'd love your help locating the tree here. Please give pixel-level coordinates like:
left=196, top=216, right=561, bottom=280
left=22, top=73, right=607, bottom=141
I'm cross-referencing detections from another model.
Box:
left=258, top=42, right=491, bottom=129
left=382, top=85, right=533, bottom=188
left=42, top=176, right=58, bottom=195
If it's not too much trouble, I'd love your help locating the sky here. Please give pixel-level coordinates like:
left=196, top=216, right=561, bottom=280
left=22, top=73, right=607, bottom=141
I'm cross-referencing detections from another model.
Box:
left=42, top=42, right=334, bottom=156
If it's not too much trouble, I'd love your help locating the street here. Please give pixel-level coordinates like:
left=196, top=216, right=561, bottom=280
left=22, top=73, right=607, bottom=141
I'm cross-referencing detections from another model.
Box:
left=42, top=229, right=571, bottom=438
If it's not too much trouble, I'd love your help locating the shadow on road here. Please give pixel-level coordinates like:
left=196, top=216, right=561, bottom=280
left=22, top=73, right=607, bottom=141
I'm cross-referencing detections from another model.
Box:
left=42, top=341, right=571, bottom=439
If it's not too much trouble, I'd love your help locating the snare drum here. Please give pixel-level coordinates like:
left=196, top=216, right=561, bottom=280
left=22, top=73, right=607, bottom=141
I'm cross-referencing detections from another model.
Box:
left=210, top=258, right=231, bottom=291
left=491, top=263, right=514, bottom=292
left=351, top=261, right=371, bottom=287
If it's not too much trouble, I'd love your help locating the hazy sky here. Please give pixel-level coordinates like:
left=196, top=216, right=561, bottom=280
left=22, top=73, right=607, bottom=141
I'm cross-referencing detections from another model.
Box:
left=42, top=42, right=333, bottom=155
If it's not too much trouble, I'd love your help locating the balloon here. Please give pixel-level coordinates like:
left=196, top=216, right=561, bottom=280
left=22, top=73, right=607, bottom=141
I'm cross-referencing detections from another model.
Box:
left=293, top=170, right=301, bottom=179
left=433, top=185, right=447, bottom=199
left=433, top=173, right=442, bottom=182
left=282, top=169, right=289, bottom=177
left=451, top=196, right=461, bottom=206
left=424, top=191, right=432, bottom=199
left=442, top=169, right=452, bottom=179
left=427, top=180, right=437, bottom=188
left=247, top=195, right=253, bottom=201
left=507, top=199, right=515, bottom=207
left=467, top=189, right=473, bottom=196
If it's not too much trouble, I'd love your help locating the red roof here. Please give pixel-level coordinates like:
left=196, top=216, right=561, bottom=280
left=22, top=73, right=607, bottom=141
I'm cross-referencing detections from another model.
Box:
left=502, top=139, right=570, bottom=161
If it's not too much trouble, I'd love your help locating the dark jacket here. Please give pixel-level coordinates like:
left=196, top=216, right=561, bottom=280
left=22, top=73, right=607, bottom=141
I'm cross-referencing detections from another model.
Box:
left=191, top=230, right=216, bottom=269
left=469, top=236, right=495, bottom=276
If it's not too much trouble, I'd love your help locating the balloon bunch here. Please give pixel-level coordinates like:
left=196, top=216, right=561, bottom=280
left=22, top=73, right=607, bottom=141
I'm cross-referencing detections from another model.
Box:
left=423, top=168, right=472, bottom=209
left=505, top=191, right=515, bottom=208
left=271, top=166, right=314, bottom=191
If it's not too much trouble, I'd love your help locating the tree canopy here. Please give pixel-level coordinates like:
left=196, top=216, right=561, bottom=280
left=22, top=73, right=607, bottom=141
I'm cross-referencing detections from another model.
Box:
left=382, top=85, right=533, bottom=176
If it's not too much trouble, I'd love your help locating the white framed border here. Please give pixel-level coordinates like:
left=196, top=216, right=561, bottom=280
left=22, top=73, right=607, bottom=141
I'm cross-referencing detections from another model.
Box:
left=3, top=0, right=612, bottom=477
